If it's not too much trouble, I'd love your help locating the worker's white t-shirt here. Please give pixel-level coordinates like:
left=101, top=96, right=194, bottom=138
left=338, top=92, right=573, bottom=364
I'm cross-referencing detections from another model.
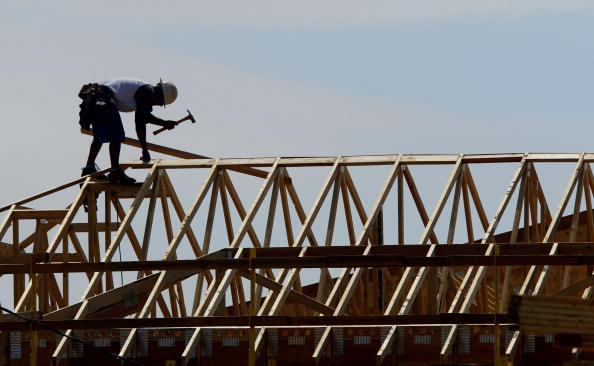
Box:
left=100, top=78, right=147, bottom=113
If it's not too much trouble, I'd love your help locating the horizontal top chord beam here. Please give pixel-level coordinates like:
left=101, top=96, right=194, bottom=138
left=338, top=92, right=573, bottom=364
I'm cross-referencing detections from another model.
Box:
left=3, top=247, right=594, bottom=274
left=0, top=313, right=513, bottom=331
left=122, top=153, right=594, bottom=170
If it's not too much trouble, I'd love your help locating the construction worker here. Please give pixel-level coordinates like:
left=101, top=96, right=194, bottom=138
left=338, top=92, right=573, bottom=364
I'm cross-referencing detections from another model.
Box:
left=79, top=77, right=178, bottom=184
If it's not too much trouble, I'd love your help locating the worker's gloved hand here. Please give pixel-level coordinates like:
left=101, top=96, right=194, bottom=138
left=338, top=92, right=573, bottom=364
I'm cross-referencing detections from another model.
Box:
left=163, top=120, right=177, bottom=130
left=140, top=149, right=151, bottom=163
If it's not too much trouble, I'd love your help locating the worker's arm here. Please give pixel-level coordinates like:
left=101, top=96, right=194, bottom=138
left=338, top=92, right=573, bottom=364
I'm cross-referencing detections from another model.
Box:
left=134, top=86, right=176, bottom=161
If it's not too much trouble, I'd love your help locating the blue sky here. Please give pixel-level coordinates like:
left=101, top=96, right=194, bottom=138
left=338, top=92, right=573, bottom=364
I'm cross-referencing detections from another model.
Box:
left=1, top=1, right=594, bottom=204
left=141, top=11, right=594, bottom=120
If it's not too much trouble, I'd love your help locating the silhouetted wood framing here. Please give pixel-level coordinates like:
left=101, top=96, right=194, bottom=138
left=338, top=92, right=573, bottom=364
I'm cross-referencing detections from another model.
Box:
left=3, top=142, right=594, bottom=365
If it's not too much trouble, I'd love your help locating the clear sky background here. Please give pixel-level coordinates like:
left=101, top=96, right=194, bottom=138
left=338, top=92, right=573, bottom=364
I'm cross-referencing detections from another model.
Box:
left=1, top=1, right=594, bottom=310
left=1, top=1, right=594, bottom=207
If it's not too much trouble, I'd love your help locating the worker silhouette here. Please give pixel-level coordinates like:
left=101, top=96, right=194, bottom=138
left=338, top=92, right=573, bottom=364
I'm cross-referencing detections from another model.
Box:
left=78, top=77, right=178, bottom=184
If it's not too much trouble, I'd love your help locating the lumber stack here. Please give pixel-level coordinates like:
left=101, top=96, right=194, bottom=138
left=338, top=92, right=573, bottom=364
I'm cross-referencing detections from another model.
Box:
left=510, top=295, right=594, bottom=335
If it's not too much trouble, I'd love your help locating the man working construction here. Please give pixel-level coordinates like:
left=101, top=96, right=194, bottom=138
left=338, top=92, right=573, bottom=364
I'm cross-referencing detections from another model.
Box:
left=79, top=77, right=178, bottom=184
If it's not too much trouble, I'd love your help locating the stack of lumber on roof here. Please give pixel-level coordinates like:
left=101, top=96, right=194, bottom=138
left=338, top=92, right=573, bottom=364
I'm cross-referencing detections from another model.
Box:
left=510, top=295, right=594, bottom=335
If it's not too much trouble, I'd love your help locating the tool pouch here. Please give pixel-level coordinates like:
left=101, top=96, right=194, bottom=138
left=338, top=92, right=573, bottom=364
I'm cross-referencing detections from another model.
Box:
left=78, top=83, right=114, bottom=130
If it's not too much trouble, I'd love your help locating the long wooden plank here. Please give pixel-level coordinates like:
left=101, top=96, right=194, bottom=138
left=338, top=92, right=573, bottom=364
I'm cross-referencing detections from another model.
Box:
left=80, top=128, right=268, bottom=179
left=553, top=277, right=594, bottom=297
left=4, top=152, right=594, bottom=214
left=0, top=313, right=515, bottom=331
left=43, top=270, right=192, bottom=321
left=125, top=153, right=570, bottom=170
left=236, top=271, right=336, bottom=315
left=125, top=152, right=594, bottom=171
left=4, top=252, right=594, bottom=274
left=11, top=210, right=69, bottom=220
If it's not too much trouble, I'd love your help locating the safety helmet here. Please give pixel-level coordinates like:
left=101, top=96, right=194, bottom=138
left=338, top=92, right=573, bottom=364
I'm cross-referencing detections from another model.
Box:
left=158, top=78, right=178, bottom=106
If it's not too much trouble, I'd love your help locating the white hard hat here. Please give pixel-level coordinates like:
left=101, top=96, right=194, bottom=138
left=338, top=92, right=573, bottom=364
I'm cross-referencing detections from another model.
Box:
left=159, top=78, right=178, bottom=106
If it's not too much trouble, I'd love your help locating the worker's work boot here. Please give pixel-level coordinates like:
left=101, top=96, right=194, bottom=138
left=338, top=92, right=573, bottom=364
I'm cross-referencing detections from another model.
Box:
left=107, top=168, right=136, bottom=184
left=81, top=165, right=107, bottom=180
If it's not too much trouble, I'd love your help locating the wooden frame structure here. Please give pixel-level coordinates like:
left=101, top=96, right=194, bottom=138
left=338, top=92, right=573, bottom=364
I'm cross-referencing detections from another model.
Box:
left=2, top=142, right=594, bottom=365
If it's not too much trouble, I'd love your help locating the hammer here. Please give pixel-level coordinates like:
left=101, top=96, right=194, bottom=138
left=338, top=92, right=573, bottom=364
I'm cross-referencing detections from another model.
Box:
left=153, top=109, right=196, bottom=135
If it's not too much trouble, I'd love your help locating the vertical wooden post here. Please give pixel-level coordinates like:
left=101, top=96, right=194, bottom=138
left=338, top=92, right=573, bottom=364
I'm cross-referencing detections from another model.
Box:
left=87, top=190, right=101, bottom=294
left=398, top=169, right=404, bottom=244
left=13, top=217, right=23, bottom=306
left=104, top=191, right=113, bottom=290
left=461, top=170, right=474, bottom=243
left=138, top=172, right=161, bottom=279
left=62, top=234, right=69, bottom=306
left=340, top=177, right=356, bottom=246
left=249, top=248, right=257, bottom=366
left=494, top=244, right=501, bottom=366
left=29, top=258, right=37, bottom=366
left=563, top=170, right=584, bottom=288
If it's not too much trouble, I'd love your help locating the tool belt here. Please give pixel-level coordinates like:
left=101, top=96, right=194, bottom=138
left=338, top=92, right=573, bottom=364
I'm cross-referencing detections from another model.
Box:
left=78, top=83, right=114, bottom=130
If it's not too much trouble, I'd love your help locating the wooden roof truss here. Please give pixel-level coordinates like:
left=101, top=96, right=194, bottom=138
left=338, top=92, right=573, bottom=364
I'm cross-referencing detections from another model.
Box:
left=2, top=141, right=594, bottom=364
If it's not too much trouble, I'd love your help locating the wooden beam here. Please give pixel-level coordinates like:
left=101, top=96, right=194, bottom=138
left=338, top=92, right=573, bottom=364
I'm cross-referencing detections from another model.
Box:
left=11, top=210, right=69, bottom=220
left=80, top=128, right=269, bottom=179
left=236, top=270, right=335, bottom=316
left=553, top=277, right=594, bottom=297
left=43, top=271, right=192, bottom=321
left=0, top=313, right=514, bottom=331
left=403, top=166, right=439, bottom=244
